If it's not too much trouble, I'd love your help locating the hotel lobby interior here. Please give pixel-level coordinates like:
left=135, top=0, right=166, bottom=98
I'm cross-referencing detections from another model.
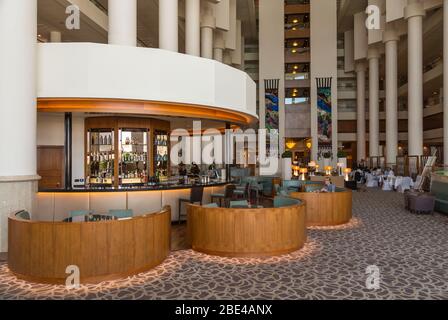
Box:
left=0, top=0, right=448, bottom=303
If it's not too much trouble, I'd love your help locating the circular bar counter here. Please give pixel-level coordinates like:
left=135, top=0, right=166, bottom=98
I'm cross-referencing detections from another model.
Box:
left=8, top=207, right=171, bottom=284
left=186, top=198, right=307, bottom=257
left=290, top=189, right=352, bottom=227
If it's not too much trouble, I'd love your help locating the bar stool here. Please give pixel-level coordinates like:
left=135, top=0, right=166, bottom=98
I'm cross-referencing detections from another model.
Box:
left=178, top=186, right=204, bottom=224
left=211, top=184, right=236, bottom=207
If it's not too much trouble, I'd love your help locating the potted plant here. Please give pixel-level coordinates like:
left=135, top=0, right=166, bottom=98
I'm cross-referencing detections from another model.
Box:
left=281, top=151, right=293, bottom=181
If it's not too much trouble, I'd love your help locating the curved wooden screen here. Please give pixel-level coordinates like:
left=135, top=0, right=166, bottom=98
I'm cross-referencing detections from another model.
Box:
left=290, top=190, right=352, bottom=226
left=187, top=204, right=307, bottom=257
left=8, top=207, right=171, bottom=284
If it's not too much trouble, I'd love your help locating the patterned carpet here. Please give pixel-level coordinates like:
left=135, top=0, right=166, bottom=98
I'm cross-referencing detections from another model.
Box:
left=1, top=189, right=447, bottom=300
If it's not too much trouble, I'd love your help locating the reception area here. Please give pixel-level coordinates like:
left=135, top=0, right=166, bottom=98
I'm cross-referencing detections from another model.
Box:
left=1, top=0, right=448, bottom=304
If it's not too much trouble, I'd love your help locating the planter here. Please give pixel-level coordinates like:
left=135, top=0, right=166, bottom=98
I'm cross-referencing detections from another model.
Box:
left=282, top=158, right=292, bottom=181
left=338, top=158, right=347, bottom=176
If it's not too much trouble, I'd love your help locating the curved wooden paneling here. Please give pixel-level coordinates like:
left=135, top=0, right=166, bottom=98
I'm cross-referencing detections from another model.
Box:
left=290, top=190, right=352, bottom=226
left=38, top=98, right=256, bottom=125
left=8, top=207, right=171, bottom=284
left=187, top=204, right=307, bottom=257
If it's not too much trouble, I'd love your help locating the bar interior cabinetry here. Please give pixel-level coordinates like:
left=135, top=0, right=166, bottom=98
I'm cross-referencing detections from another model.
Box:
left=85, top=117, right=170, bottom=188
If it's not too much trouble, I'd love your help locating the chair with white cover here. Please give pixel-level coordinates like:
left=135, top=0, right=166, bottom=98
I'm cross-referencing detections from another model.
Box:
left=366, top=173, right=379, bottom=188
left=382, top=176, right=393, bottom=191
left=397, top=177, right=413, bottom=193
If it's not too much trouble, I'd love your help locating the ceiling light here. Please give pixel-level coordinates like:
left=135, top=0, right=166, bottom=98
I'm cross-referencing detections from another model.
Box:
left=293, top=42, right=298, bottom=47
left=293, top=19, right=298, bottom=24
left=294, top=65, right=299, bottom=70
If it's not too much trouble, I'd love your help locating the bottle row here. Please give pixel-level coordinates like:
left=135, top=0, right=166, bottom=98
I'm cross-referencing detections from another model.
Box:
left=154, top=135, right=168, bottom=146
left=91, top=133, right=113, bottom=146
left=122, top=152, right=147, bottom=162
left=90, top=152, right=115, bottom=162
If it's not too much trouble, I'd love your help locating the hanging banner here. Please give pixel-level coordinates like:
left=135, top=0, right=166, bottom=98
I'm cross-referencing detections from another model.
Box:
left=264, top=79, right=280, bottom=158
left=316, top=77, right=333, bottom=152
left=264, top=79, right=280, bottom=132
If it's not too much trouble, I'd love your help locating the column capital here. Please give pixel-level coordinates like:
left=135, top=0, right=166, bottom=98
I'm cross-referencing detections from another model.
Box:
left=404, top=2, right=425, bottom=20
left=367, top=47, right=380, bottom=60
left=383, top=29, right=399, bottom=44
left=201, top=15, right=216, bottom=29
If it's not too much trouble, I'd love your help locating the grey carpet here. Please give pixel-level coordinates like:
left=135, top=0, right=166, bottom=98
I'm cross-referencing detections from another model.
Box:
left=0, top=189, right=447, bottom=300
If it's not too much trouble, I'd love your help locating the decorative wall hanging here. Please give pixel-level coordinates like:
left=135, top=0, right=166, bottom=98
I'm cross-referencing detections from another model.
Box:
left=264, top=79, right=280, bottom=132
left=316, top=77, right=333, bottom=154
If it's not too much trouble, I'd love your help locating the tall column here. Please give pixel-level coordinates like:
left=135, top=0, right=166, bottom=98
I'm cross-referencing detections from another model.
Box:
left=0, top=0, right=39, bottom=252
left=159, top=0, right=178, bottom=52
left=356, top=61, right=367, bottom=163
left=214, top=31, right=225, bottom=62
left=384, top=28, right=399, bottom=166
left=50, top=31, right=62, bottom=43
left=405, top=0, right=425, bottom=156
left=185, top=0, right=200, bottom=56
left=444, top=0, right=448, bottom=165
left=368, top=47, right=380, bottom=158
left=201, top=6, right=215, bottom=59
left=108, top=0, right=137, bottom=46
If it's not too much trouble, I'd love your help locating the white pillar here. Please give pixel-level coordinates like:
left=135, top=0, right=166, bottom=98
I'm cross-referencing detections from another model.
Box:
left=0, top=0, right=39, bottom=252
left=108, top=0, right=137, bottom=46
left=201, top=19, right=215, bottom=59
left=214, top=30, right=225, bottom=62
left=368, top=48, right=380, bottom=158
left=444, top=0, right=448, bottom=165
left=50, top=31, right=62, bottom=43
left=356, top=61, right=367, bottom=163
left=384, top=28, right=399, bottom=166
left=185, top=0, right=200, bottom=56
left=159, top=0, right=178, bottom=52
left=405, top=0, right=425, bottom=156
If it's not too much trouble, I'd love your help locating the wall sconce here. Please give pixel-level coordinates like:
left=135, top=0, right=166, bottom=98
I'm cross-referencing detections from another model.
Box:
left=286, top=141, right=297, bottom=150
left=306, top=141, right=312, bottom=150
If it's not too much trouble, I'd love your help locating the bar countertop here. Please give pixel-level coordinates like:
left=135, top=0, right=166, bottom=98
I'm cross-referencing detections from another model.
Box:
left=38, top=181, right=229, bottom=193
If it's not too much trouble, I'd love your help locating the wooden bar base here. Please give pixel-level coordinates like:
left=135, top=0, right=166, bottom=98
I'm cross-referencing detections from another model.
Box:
left=187, top=203, right=307, bottom=258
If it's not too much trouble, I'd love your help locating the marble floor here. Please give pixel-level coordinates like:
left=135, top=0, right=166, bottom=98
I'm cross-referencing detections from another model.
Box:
left=0, top=189, right=447, bottom=300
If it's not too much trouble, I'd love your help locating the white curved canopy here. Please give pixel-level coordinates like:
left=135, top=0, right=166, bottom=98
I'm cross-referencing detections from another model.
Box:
left=37, top=43, right=257, bottom=120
